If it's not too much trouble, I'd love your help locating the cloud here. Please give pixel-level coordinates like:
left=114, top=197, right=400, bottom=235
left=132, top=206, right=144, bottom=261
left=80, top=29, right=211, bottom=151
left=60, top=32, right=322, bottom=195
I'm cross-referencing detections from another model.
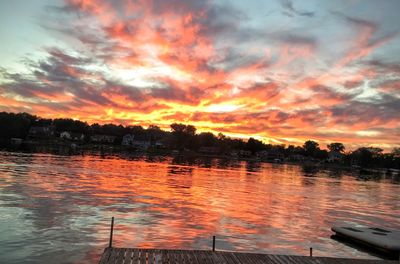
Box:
left=329, top=94, right=400, bottom=127
left=280, top=0, right=315, bottom=17
left=0, top=0, right=399, bottom=149
left=331, top=11, right=398, bottom=67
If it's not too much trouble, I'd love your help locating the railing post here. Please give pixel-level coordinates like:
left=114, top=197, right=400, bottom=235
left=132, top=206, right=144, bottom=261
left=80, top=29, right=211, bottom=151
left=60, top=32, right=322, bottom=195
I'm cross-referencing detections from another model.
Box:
left=309, top=247, right=313, bottom=257
left=212, top=236, right=216, bottom=251
left=109, top=217, right=114, bottom=248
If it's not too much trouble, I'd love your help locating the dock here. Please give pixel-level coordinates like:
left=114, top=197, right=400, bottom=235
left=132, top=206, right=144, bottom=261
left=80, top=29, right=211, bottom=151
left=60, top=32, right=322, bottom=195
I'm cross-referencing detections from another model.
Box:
left=98, top=247, right=398, bottom=264
left=99, top=218, right=398, bottom=263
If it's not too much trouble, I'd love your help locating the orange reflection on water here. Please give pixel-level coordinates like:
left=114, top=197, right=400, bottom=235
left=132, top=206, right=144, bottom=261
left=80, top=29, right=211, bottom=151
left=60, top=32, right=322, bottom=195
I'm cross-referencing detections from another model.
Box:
left=0, top=152, right=399, bottom=264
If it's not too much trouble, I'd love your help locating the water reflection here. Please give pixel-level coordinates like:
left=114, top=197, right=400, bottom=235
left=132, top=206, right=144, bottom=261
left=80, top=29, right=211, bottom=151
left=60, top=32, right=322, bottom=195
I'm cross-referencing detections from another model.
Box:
left=0, top=152, right=399, bottom=264
left=245, top=161, right=261, bottom=174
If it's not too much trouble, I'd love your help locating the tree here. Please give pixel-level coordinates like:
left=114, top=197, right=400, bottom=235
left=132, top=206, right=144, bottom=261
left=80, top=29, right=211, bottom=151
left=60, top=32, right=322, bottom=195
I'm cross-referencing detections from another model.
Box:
left=53, top=118, right=89, bottom=133
left=198, top=132, right=217, bottom=147
left=303, top=140, right=319, bottom=157
left=392, top=147, right=400, bottom=157
left=0, top=112, right=33, bottom=140
left=126, top=125, right=145, bottom=136
left=217, top=133, right=226, bottom=140
left=351, top=147, right=383, bottom=167
left=327, top=142, right=345, bottom=153
left=170, top=123, right=196, bottom=136
left=170, top=123, right=197, bottom=150
left=246, top=137, right=265, bottom=154
left=147, top=125, right=164, bottom=142
left=315, top=149, right=328, bottom=159
left=366, top=147, right=383, bottom=157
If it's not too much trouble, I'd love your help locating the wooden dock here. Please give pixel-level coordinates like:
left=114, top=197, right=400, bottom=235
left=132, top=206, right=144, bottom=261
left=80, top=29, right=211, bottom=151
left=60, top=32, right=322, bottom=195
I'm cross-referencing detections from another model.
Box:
left=98, top=248, right=398, bottom=264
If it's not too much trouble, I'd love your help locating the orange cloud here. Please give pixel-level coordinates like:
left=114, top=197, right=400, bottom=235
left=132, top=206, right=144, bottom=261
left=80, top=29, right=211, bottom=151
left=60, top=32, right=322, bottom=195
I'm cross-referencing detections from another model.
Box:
left=0, top=0, right=399, bottom=150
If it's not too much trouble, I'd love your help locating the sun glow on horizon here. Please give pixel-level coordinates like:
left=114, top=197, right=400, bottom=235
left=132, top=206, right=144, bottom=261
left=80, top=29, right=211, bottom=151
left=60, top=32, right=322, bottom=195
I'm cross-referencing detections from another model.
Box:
left=0, top=0, right=399, bottom=149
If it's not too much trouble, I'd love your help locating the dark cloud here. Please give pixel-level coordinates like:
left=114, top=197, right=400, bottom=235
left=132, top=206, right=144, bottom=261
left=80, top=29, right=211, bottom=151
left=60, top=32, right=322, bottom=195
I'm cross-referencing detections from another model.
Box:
left=375, top=79, right=400, bottom=95
left=1, top=49, right=116, bottom=108
left=343, top=80, right=363, bottom=89
left=366, top=60, right=400, bottom=75
left=311, top=84, right=361, bottom=102
left=292, top=108, right=326, bottom=126
left=275, top=34, right=317, bottom=46
left=331, top=11, right=398, bottom=50
left=330, top=94, right=400, bottom=125
left=280, top=0, right=315, bottom=17
left=104, top=81, right=145, bottom=102
left=331, top=11, right=376, bottom=29
left=149, top=85, right=204, bottom=105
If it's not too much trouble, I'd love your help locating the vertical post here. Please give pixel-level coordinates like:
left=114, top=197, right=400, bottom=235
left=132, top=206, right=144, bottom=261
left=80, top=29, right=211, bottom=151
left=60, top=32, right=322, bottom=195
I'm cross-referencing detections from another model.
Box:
left=212, top=236, right=216, bottom=251
left=109, top=217, right=114, bottom=248
left=309, top=247, right=313, bottom=257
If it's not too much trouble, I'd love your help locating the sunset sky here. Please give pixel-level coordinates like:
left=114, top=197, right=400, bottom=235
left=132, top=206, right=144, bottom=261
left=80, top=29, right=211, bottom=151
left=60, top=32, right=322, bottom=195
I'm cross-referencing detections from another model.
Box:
left=0, top=0, right=399, bottom=150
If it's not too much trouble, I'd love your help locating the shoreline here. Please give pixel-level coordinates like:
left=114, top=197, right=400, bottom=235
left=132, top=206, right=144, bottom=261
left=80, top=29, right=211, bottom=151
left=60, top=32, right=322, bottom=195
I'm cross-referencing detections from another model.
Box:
left=1, top=143, right=399, bottom=177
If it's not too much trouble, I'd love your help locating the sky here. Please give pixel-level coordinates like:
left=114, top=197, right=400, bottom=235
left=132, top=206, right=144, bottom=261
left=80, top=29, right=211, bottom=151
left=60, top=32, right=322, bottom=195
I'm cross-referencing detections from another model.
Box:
left=0, top=0, right=399, bottom=150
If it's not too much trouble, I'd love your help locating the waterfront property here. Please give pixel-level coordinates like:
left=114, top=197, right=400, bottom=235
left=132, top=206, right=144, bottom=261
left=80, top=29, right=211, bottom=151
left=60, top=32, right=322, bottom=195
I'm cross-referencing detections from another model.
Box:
left=27, top=126, right=54, bottom=139
left=60, top=131, right=85, bottom=141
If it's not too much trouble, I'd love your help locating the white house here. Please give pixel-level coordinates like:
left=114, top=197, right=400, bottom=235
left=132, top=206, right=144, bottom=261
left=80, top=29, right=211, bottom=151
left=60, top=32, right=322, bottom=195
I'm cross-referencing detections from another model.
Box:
left=60, top=131, right=85, bottom=141
left=60, top=131, right=71, bottom=140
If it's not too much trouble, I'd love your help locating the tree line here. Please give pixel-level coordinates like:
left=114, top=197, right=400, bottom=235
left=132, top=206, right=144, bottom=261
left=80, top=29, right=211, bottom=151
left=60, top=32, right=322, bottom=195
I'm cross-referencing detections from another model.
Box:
left=0, top=111, right=399, bottom=168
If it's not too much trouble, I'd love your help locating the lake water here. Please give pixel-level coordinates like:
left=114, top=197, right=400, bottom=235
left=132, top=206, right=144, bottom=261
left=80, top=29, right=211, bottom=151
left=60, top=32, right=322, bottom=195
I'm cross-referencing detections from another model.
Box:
left=0, top=151, right=399, bottom=263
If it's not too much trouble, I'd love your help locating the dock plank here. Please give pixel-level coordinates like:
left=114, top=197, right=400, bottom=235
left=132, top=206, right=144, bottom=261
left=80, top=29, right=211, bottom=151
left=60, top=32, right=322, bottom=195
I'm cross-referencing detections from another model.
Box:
left=131, top=249, right=140, bottom=264
left=99, top=247, right=113, bottom=264
left=99, top=248, right=398, bottom=264
left=123, top=248, right=134, bottom=264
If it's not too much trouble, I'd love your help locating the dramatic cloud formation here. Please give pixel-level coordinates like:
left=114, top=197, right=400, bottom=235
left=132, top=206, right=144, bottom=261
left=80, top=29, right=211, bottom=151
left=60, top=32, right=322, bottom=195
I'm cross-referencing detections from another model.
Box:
left=0, top=0, right=399, bottom=149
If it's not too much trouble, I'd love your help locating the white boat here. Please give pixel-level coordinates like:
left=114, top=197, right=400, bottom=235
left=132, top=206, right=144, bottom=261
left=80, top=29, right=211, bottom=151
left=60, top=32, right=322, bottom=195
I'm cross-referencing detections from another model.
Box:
left=332, top=226, right=400, bottom=255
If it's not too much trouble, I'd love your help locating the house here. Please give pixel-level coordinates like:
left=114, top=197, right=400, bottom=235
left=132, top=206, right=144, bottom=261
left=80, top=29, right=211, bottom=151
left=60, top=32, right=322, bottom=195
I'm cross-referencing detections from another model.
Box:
left=28, top=126, right=54, bottom=139
left=132, top=138, right=151, bottom=151
left=90, top=134, right=116, bottom=144
left=121, top=134, right=134, bottom=146
left=60, top=131, right=85, bottom=141
left=328, top=151, right=343, bottom=163
left=10, top=138, right=23, bottom=147
left=60, top=131, right=71, bottom=140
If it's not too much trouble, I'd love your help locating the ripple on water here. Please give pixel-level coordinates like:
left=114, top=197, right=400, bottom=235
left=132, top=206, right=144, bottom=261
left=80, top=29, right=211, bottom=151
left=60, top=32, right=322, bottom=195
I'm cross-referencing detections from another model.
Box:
left=0, top=152, right=399, bottom=263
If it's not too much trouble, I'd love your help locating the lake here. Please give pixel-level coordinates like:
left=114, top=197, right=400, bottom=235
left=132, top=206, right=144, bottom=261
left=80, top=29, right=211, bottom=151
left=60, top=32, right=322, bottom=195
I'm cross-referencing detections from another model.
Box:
left=0, top=151, right=399, bottom=263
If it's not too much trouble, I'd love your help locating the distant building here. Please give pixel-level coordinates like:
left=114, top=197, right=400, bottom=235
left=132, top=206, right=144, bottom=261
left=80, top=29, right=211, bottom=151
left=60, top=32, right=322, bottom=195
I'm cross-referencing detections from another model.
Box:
left=10, top=138, right=23, bottom=147
left=28, top=126, right=54, bottom=139
left=121, top=134, right=134, bottom=146
left=60, top=131, right=85, bottom=141
left=90, top=134, right=116, bottom=144
left=328, top=151, right=343, bottom=162
left=132, top=138, right=151, bottom=151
